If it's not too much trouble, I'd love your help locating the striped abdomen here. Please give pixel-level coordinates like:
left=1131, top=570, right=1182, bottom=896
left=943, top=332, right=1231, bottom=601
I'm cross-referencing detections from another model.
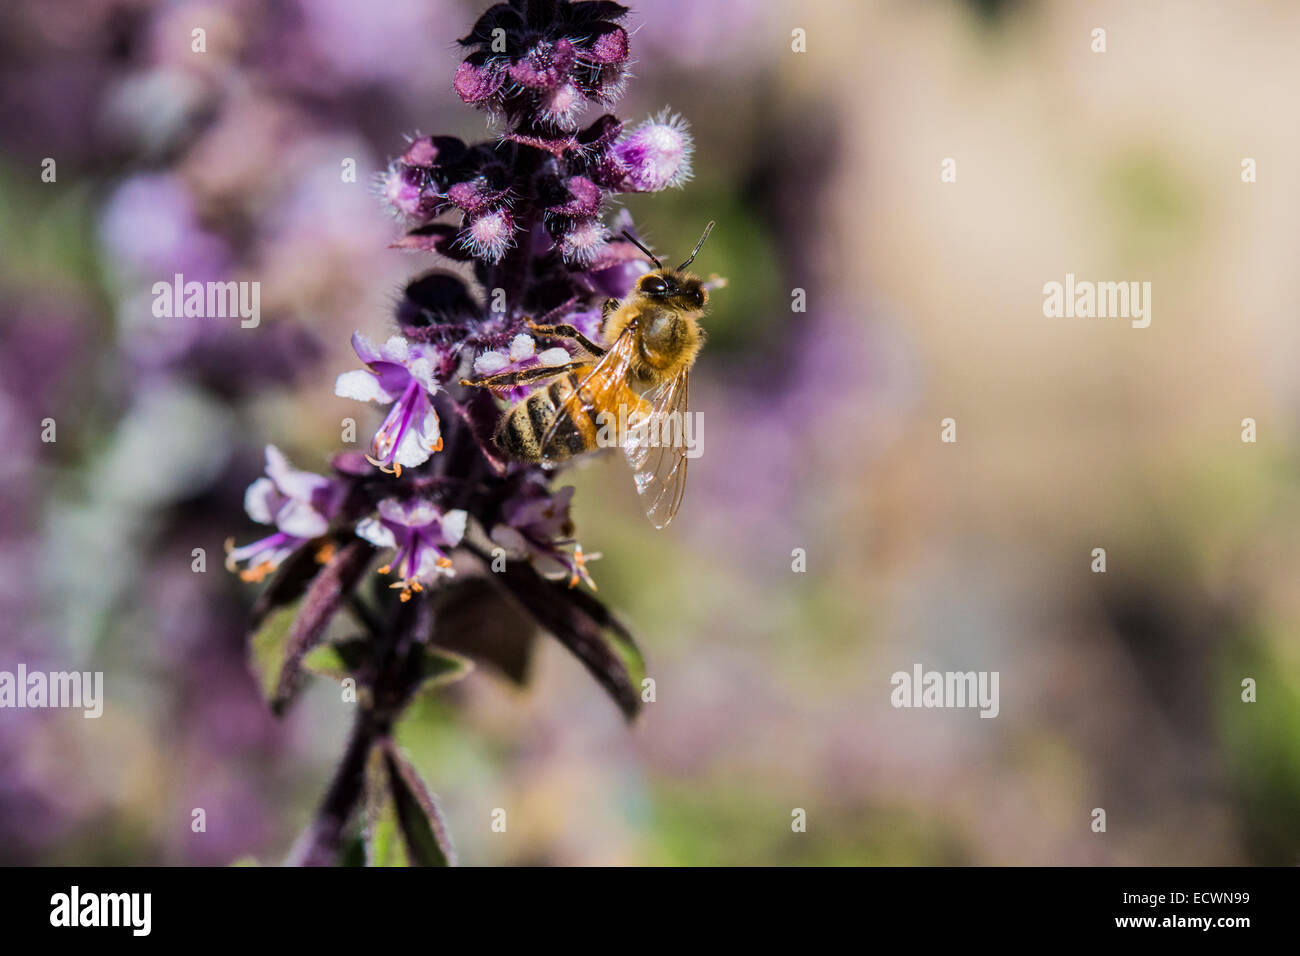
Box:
left=494, top=370, right=645, bottom=464
left=495, top=371, right=594, bottom=463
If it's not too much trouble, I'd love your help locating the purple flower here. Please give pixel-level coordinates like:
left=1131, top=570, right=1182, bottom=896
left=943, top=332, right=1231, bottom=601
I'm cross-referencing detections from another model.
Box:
left=98, top=173, right=231, bottom=282
left=602, top=111, right=694, bottom=193
left=225, top=446, right=345, bottom=582
left=490, top=481, right=600, bottom=589
left=356, top=499, right=469, bottom=600
left=334, top=333, right=445, bottom=476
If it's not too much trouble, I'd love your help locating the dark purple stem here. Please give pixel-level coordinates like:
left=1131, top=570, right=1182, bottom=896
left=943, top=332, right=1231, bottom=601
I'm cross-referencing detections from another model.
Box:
left=285, top=709, right=388, bottom=867
left=285, top=591, right=433, bottom=866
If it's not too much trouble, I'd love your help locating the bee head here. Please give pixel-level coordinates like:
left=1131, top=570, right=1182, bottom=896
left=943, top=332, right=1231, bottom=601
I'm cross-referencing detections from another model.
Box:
left=624, top=221, right=715, bottom=312
left=638, top=271, right=705, bottom=310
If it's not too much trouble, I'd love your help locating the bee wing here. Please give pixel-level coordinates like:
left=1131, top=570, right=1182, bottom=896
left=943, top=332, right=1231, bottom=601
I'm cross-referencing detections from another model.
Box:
left=538, top=325, right=640, bottom=459
left=624, top=368, right=690, bottom=529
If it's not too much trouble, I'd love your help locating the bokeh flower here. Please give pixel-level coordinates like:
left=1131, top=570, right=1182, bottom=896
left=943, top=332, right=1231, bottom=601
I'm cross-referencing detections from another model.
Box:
left=490, top=481, right=601, bottom=589
left=225, top=445, right=344, bottom=582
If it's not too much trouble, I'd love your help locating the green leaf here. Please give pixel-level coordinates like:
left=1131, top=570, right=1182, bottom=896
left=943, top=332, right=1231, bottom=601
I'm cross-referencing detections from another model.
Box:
left=301, top=637, right=371, bottom=682
left=384, top=743, right=455, bottom=866
left=363, top=744, right=408, bottom=867
left=247, top=601, right=299, bottom=704
left=362, top=739, right=456, bottom=866
left=414, top=647, right=474, bottom=698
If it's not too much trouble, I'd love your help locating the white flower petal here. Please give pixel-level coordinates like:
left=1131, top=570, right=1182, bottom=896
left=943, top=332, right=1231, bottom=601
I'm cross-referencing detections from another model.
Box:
left=414, top=547, right=455, bottom=582
left=275, top=499, right=329, bottom=538
left=265, top=444, right=330, bottom=502
left=264, top=444, right=290, bottom=479
left=355, top=516, right=396, bottom=550
left=474, top=350, right=509, bottom=375
left=380, top=335, right=410, bottom=363
left=508, top=333, right=536, bottom=362
left=375, top=498, right=410, bottom=525
left=440, top=509, right=468, bottom=546
left=243, top=478, right=281, bottom=525
left=391, top=405, right=441, bottom=469
left=335, top=369, right=396, bottom=404
left=533, top=554, right=569, bottom=579
left=400, top=500, right=442, bottom=528
left=406, top=356, right=439, bottom=393
left=490, top=525, right=528, bottom=555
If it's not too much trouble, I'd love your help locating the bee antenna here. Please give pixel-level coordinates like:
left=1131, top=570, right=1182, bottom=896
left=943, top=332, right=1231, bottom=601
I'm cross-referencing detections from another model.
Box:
left=621, top=230, right=662, bottom=270
left=675, top=220, right=715, bottom=271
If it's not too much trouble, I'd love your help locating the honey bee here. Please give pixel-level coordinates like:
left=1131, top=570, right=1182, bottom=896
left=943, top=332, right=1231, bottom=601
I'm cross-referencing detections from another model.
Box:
left=463, top=221, right=718, bottom=528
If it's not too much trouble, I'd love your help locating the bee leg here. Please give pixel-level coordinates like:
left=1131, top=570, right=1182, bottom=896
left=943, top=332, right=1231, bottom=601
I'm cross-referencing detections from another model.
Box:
left=525, top=321, right=606, bottom=357
left=461, top=361, right=587, bottom=390
left=600, top=297, right=620, bottom=324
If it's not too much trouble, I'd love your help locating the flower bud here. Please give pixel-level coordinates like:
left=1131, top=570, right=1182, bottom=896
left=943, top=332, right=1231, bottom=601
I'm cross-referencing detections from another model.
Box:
left=558, top=218, right=609, bottom=265
left=589, top=27, right=629, bottom=64
left=453, top=57, right=504, bottom=104
left=380, top=161, right=429, bottom=219
left=457, top=207, right=516, bottom=263
left=446, top=179, right=509, bottom=214
left=508, top=39, right=576, bottom=91
left=604, top=111, right=694, bottom=193
left=546, top=176, right=603, bottom=219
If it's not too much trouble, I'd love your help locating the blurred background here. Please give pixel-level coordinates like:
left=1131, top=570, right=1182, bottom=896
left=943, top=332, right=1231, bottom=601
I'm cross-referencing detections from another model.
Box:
left=2, top=0, right=1298, bottom=865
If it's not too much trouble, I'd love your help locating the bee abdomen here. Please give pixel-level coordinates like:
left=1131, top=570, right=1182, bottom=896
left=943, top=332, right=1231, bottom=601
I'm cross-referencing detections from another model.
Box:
left=493, top=375, right=593, bottom=463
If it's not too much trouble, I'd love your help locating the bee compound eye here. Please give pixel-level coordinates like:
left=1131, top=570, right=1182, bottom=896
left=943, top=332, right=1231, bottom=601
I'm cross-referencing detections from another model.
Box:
left=642, top=276, right=668, bottom=295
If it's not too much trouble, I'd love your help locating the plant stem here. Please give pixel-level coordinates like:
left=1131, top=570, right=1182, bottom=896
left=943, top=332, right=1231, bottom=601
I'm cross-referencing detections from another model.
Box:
left=285, top=708, right=384, bottom=867
left=285, top=593, right=429, bottom=866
